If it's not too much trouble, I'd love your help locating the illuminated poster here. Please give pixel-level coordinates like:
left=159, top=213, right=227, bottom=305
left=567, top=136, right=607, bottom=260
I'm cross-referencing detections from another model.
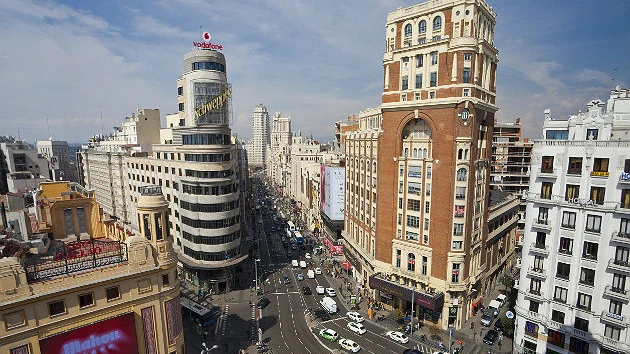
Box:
left=39, top=313, right=139, bottom=354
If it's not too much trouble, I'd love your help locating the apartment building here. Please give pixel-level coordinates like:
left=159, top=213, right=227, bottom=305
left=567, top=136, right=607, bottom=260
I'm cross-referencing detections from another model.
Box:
left=267, top=111, right=292, bottom=191
left=36, top=139, right=77, bottom=182
left=0, top=182, right=184, bottom=354
left=0, top=139, right=50, bottom=194
left=514, top=87, right=630, bottom=354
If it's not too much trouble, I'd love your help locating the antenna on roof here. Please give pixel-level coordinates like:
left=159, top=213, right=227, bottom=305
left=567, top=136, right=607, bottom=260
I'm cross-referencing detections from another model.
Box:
left=610, top=66, right=619, bottom=90
left=46, top=116, right=51, bottom=139
left=100, top=106, right=104, bottom=138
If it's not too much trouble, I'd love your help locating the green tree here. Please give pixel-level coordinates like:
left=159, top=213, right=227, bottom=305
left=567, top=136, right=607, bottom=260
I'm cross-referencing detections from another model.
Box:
left=500, top=316, right=515, bottom=338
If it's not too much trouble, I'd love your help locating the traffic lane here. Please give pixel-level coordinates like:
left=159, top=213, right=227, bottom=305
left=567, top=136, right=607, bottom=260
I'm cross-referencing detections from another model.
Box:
left=325, top=316, right=405, bottom=354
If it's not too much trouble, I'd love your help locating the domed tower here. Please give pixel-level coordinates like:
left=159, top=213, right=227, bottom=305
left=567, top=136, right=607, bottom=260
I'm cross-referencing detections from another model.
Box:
left=136, top=185, right=177, bottom=265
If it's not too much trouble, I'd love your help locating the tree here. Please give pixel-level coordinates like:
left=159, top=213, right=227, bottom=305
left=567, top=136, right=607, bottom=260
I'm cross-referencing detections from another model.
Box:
left=500, top=316, right=515, bottom=338
left=500, top=273, right=514, bottom=292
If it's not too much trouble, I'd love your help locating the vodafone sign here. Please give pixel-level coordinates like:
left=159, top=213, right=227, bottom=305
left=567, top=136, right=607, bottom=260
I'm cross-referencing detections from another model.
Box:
left=193, top=31, right=223, bottom=50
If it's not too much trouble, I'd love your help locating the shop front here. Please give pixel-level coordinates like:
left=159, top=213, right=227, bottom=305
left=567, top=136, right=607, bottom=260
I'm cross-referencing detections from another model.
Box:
left=369, top=274, right=444, bottom=325
left=323, top=233, right=343, bottom=255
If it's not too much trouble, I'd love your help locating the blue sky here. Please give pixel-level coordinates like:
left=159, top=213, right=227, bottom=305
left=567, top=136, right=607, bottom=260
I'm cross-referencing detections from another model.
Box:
left=0, top=0, right=628, bottom=143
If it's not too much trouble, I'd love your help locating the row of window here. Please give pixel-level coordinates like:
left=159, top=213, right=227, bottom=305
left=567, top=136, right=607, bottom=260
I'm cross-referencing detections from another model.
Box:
left=403, top=17, right=442, bottom=37
left=185, top=169, right=234, bottom=179
left=182, top=230, right=240, bottom=245
left=181, top=215, right=240, bottom=229
left=191, top=61, right=226, bottom=72
left=179, top=199, right=239, bottom=213
left=539, top=182, right=630, bottom=207
left=181, top=183, right=238, bottom=196
left=183, top=245, right=240, bottom=261
left=542, top=156, right=630, bottom=175
left=184, top=153, right=231, bottom=163
left=182, top=134, right=232, bottom=146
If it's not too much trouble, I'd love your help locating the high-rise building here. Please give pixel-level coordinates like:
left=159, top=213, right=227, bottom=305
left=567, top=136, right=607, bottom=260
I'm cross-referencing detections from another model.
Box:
left=0, top=139, right=50, bottom=194
left=36, top=139, right=77, bottom=182
left=126, top=48, right=248, bottom=294
left=343, top=0, right=498, bottom=329
left=514, top=87, right=630, bottom=354
left=0, top=182, right=184, bottom=354
left=249, top=104, right=270, bottom=167
left=267, top=112, right=292, bottom=190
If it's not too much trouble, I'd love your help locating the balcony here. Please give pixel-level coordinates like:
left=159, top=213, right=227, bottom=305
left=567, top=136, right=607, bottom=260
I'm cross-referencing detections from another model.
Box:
left=604, top=285, right=630, bottom=302
left=612, top=231, right=630, bottom=245
left=530, top=242, right=550, bottom=256
left=601, top=310, right=627, bottom=327
left=526, top=289, right=545, bottom=301
left=539, top=168, right=557, bottom=179
left=448, top=282, right=467, bottom=291
left=608, top=258, right=630, bottom=275
left=600, top=335, right=630, bottom=354
left=532, top=219, right=552, bottom=231
left=527, top=267, right=546, bottom=279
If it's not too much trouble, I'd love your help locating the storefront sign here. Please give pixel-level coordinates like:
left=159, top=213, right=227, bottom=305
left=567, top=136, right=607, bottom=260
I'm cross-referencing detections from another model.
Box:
left=10, top=345, right=29, bottom=354
left=369, top=275, right=444, bottom=311
left=590, top=171, right=609, bottom=177
left=621, top=172, right=630, bottom=181
left=193, top=32, right=223, bottom=50
left=194, top=88, right=232, bottom=121
left=566, top=198, right=596, bottom=207
left=323, top=236, right=343, bottom=255
left=39, top=313, right=138, bottom=354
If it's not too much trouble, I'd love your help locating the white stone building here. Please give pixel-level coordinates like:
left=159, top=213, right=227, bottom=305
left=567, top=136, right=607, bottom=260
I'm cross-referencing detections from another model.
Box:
left=515, top=87, right=630, bottom=354
left=0, top=140, right=50, bottom=194
left=267, top=112, right=292, bottom=191
left=248, top=104, right=270, bottom=167
left=36, top=139, right=77, bottom=182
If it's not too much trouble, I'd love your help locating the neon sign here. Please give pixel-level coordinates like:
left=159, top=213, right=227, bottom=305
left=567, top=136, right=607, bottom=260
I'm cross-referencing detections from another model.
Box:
left=62, top=330, right=121, bottom=354
left=194, top=87, right=232, bottom=121
left=193, top=32, right=223, bottom=51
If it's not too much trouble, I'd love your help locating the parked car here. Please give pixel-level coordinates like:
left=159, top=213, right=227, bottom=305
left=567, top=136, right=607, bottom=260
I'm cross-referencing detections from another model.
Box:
left=314, top=267, right=322, bottom=275
left=339, top=338, right=361, bottom=353
left=494, top=318, right=504, bottom=332
left=283, top=276, right=290, bottom=285
left=303, top=286, right=312, bottom=295
left=347, top=322, right=367, bottom=335
left=297, top=273, right=305, bottom=281
left=305, top=253, right=312, bottom=259
left=257, top=297, right=270, bottom=309
left=316, top=285, right=325, bottom=294
left=314, top=309, right=331, bottom=321
left=319, top=329, right=339, bottom=341
left=496, top=294, right=507, bottom=307
left=386, top=331, right=409, bottom=344
left=483, top=329, right=499, bottom=345
left=481, top=312, right=493, bottom=327
left=325, top=288, right=337, bottom=297
left=347, top=311, right=365, bottom=323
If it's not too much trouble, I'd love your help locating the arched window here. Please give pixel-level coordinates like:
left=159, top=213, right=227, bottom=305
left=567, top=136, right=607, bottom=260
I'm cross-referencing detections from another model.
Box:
left=413, top=148, right=418, bottom=157
left=433, top=16, right=442, bottom=30
left=423, top=148, right=428, bottom=158
left=419, top=20, right=427, bottom=34
left=457, top=168, right=467, bottom=181
left=458, top=149, right=463, bottom=159
left=407, top=253, right=416, bottom=272
left=404, top=24, right=412, bottom=37
left=464, top=149, right=469, bottom=159
left=461, top=108, right=470, bottom=122
left=373, top=162, right=377, bottom=173
left=404, top=148, right=409, bottom=157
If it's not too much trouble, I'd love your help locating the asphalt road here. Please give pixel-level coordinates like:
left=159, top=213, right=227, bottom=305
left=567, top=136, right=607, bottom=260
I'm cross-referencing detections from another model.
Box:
left=250, top=206, right=439, bottom=354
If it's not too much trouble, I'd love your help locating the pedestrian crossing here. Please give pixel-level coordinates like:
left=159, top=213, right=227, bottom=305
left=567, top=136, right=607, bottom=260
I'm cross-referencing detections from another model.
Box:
left=220, top=304, right=229, bottom=338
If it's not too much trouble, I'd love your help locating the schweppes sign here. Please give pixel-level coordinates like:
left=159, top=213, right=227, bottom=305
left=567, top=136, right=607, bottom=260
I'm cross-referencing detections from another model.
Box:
left=195, top=88, right=232, bottom=122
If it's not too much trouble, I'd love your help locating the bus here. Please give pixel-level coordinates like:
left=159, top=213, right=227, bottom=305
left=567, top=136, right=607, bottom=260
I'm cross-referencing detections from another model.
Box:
left=294, top=230, right=304, bottom=245
left=287, top=221, right=296, bottom=237
left=181, top=297, right=216, bottom=327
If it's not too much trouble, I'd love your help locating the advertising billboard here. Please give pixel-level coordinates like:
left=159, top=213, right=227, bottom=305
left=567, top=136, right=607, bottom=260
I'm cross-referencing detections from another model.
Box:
left=320, top=166, right=345, bottom=221
left=39, top=312, right=139, bottom=354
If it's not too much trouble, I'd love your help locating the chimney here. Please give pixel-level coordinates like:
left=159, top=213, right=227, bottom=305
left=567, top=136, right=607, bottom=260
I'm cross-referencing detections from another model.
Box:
left=515, top=118, right=520, bottom=124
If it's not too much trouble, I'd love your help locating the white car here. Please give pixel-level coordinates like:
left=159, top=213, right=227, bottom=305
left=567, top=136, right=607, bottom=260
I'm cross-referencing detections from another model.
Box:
left=339, top=338, right=361, bottom=353
left=305, top=253, right=312, bottom=259
left=325, top=288, right=337, bottom=297
left=316, top=285, right=325, bottom=294
left=386, top=331, right=409, bottom=344
left=314, top=267, right=322, bottom=275
left=347, top=311, right=365, bottom=323
left=347, top=322, right=367, bottom=335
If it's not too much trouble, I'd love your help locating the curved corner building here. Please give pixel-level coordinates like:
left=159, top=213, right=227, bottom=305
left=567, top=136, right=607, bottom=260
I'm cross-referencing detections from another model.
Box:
left=127, top=48, right=247, bottom=294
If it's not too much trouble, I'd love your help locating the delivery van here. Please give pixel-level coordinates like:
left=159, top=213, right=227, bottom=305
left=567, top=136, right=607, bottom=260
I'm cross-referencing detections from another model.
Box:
left=320, top=296, right=338, bottom=314
left=488, top=300, right=501, bottom=317
left=307, top=269, right=315, bottom=279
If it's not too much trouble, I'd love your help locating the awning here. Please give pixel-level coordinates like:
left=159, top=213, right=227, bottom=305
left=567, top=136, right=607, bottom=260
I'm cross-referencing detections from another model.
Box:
left=341, top=261, right=352, bottom=270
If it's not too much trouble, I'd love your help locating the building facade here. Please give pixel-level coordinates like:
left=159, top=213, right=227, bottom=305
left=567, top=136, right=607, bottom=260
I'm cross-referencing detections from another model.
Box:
left=36, top=140, right=77, bottom=183
left=249, top=104, right=270, bottom=167
left=267, top=112, right=292, bottom=190
left=343, top=0, right=499, bottom=330
left=0, top=182, right=184, bottom=354
left=126, top=48, right=248, bottom=294
left=514, top=87, right=630, bottom=354
left=0, top=140, right=50, bottom=194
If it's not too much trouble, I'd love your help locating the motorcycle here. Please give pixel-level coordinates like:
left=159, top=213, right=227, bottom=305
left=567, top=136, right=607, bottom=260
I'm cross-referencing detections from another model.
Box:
left=375, top=315, right=386, bottom=322
left=420, top=334, right=427, bottom=342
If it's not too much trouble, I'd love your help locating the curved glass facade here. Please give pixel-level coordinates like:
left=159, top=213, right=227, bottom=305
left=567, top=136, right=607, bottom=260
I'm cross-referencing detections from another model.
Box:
left=181, top=182, right=238, bottom=196
left=183, top=246, right=240, bottom=261
left=180, top=199, right=239, bottom=213
left=181, top=215, right=239, bottom=229
left=192, top=61, right=226, bottom=72
left=185, top=169, right=233, bottom=179
left=182, top=230, right=240, bottom=245
left=182, top=133, right=231, bottom=145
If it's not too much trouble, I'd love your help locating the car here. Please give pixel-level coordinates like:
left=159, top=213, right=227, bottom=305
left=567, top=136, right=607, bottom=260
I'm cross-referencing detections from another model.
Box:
left=313, top=309, right=331, bottom=321
left=483, top=329, right=499, bottom=345
left=303, top=286, right=312, bottom=295
left=305, top=253, right=312, bottom=259
left=314, top=267, right=322, bottom=275
left=480, top=312, right=493, bottom=327
left=325, top=288, right=337, bottom=297
left=347, top=322, right=367, bottom=335
left=496, top=294, right=507, bottom=307
left=297, top=273, right=305, bottom=281
left=283, top=276, right=290, bottom=285
left=402, top=350, right=423, bottom=354
left=339, top=338, right=361, bottom=353
left=319, top=329, right=339, bottom=341
left=316, top=285, right=325, bottom=294
left=347, top=311, right=365, bottom=323
left=256, top=297, right=270, bottom=309
left=494, top=319, right=504, bottom=332
left=386, top=331, right=409, bottom=344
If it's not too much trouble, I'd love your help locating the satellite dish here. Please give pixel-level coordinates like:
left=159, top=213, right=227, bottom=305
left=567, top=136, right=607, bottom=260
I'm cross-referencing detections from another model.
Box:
left=506, top=311, right=514, bottom=319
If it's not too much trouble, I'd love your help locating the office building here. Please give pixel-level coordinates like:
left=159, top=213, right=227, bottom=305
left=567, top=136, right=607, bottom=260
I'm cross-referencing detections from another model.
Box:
left=514, top=87, right=630, bottom=354
left=0, top=182, right=184, bottom=354
left=267, top=112, right=292, bottom=191
left=249, top=104, right=270, bottom=167
left=343, top=0, right=499, bottom=329
left=0, top=139, right=50, bottom=194
left=36, top=139, right=77, bottom=182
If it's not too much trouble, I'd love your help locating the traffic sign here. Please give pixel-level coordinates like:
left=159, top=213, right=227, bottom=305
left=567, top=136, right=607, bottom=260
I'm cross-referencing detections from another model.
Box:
left=458, top=340, right=463, bottom=345
left=506, top=311, right=515, bottom=319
